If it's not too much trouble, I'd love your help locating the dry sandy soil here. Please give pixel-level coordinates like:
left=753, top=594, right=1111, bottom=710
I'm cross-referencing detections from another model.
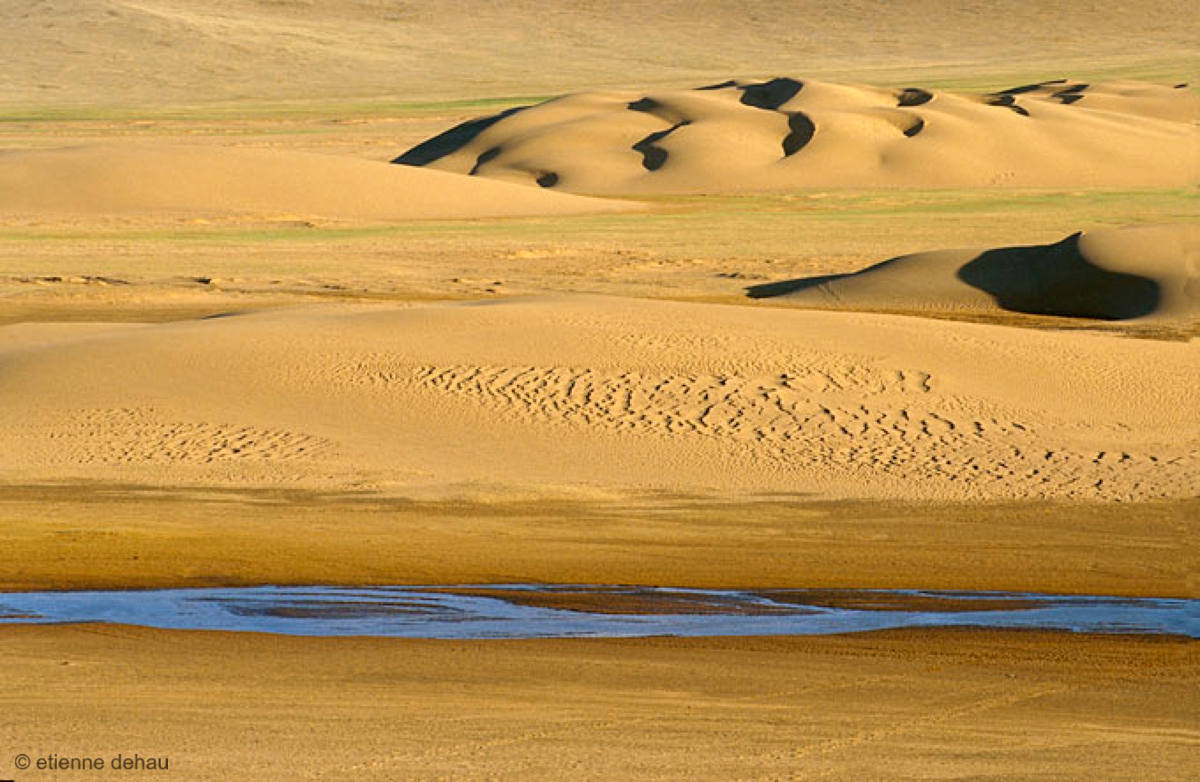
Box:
left=2, top=627, right=1195, bottom=780
left=1, top=1, right=1197, bottom=779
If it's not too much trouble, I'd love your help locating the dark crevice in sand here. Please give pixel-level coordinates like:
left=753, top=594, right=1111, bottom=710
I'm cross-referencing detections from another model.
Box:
left=391, top=105, right=528, bottom=166
left=986, top=94, right=1030, bottom=116
left=997, top=79, right=1068, bottom=95
left=782, top=112, right=816, bottom=155
left=535, top=172, right=559, bottom=188
left=468, top=146, right=501, bottom=175
left=897, top=87, right=933, bottom=107
left=695, top=79, right=738, bottom=91
left=633, top=121, right=689, bottom=171
left=746, top=272, right=850, bottom=298
left=1053, top=83, right=1089, bottom=105
left=903, top=117, right=925, bottom=137
left=739, top=77, right=804, bottom=110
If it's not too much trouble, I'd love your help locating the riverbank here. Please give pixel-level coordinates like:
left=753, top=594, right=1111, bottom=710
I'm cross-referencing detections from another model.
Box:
left=0, top=625, right=1193, bottom=779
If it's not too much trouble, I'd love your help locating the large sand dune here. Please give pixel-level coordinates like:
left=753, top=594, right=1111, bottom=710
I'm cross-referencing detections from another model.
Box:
left=0, top=143, right=631, bottom=222
left=752, top=224, right=1200, bottom=324
left=397, top=79, right=1200, bottom=193
left=1, top=296, right=1195, bottom=502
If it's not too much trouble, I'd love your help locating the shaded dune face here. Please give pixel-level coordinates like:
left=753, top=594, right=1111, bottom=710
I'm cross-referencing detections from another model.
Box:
left=394, top=78, right=1199, bottom=193
left=956, top=233, right=1160, bottom=320
left=750, top=225, right=1199, bottom=324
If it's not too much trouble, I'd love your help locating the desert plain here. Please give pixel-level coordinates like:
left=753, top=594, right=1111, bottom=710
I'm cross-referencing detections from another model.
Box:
left=0, top=1, right=1198, bottom=779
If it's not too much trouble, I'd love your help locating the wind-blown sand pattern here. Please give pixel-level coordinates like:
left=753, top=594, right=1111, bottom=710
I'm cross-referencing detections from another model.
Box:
left=2, top=2, right=1198, bottom=777
left=398, top=78, right=1200, bottom=192
left=3, top=297, right=1195, bottom=501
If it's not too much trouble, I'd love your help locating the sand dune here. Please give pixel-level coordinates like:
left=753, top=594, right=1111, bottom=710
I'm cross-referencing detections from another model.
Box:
left=1, top=296, right=1195, bottom=502
left=752, top=224, right=1200, bottom=323
left=397, top=79, right=1199, bottom=193
left=0, top=143, right=632, bottom=222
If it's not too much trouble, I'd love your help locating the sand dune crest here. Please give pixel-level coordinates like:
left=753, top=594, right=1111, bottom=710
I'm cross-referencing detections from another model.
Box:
left=396, top=79, right=1199, bottom=193
left=753, top=224, right=1199, bottom=324
left=0, top=143, right=633, bottom=222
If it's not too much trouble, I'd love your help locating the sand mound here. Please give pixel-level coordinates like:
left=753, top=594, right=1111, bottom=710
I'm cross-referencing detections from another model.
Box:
left=751, top=225, right=1200, bottom=323
left=0, top=143, right=632, bottom=221
left=1, top=296, right=1195, bottom=502
left=395, top=79, right=1199, bottom=193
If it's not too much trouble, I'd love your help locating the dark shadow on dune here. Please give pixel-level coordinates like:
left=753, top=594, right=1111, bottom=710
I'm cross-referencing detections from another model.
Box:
left=1053, top=83, right=1088, bottom=105
left=897, top=87, right=933, bottom=107
left=903, top=117, right=925, bottom=137
left=627, top=97, right=658, bottom=112
left=996, top=79, right=1067, bottom=96
left=392, top=106, right=528, bottom=166
left=957, top=232, right=1160, bottom=320
left=985, top=94, right=1031, bottom=116
left=535, top=172, right=559, bottom=188
left=781, top=112, right=816, bottom=156
left=468, top=146, right=501, bottom=175
left=696, top=80, right=738, bottom=91
left=739, top=78, right=803, bottom=110
left=749, top=233, right=1161, bottom=320
left=633, top=121, right=689, bottom=171
left=746, top=273, right=851, bottom=299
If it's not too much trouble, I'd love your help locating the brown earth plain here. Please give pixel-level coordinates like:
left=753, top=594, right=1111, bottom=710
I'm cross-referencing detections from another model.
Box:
left=0, top=1, right=1198, bottom=779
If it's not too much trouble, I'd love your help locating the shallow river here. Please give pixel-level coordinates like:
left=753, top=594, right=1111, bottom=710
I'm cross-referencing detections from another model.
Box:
left=1, top=585, right=1194, bottom=639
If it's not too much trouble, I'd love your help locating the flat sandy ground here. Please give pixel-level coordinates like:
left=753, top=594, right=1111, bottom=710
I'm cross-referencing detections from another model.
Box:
left=1, top=1, right=1198, bottom=779
left=1, top=627, right=1195, bottom=780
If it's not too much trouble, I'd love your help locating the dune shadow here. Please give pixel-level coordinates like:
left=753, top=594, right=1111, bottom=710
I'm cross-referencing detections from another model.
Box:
left=957, top=232, right=1160, bottom=320
left=695, top=80, right=738, bottom=91
left=468, top=146, right=502, bottom=175
left=746, top=273, right=851, bottom=299
left=633, top=121, right=689, bottom=171
left=996, top=79, right=1067, bottom=96
left=985, top=94, right=1030, bottom=116
left=739, top=78, right=804, bottom=110
left=897, top=87, right=933, bottom=107
left=782, top=112, right=816, bottom=155
left=392, top=106, right=528, bottom=167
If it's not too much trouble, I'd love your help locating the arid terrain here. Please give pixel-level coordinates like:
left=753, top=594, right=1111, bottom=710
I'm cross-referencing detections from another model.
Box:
left=1, top=1, right=1197, bottom=779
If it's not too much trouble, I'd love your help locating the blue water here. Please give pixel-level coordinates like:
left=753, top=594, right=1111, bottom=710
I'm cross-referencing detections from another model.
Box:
left=0, top=585, right=1194, bottom=639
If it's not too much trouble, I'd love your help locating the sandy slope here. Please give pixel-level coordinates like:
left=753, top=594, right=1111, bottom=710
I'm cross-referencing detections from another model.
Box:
left=0, top=143, right=633, bottom=221
left=1, top=295, right=1195, bottom=502
left=755, top=224, right=1200, bottom=324
left=399, top=78, right=1200, bottom=193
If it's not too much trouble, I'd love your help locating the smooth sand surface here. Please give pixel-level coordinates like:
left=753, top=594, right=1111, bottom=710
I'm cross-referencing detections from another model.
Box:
left=758, top=224, right=1200, bottom=324
left=0, top=485, right=1194, bottom=598
left=1, top=626, right=1195, bottom=780
left=0, top=143, right=634, bottom=221
left=403, top=79, right=1199, bottom=192
left=4, top=1, right=1197, bottom=109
